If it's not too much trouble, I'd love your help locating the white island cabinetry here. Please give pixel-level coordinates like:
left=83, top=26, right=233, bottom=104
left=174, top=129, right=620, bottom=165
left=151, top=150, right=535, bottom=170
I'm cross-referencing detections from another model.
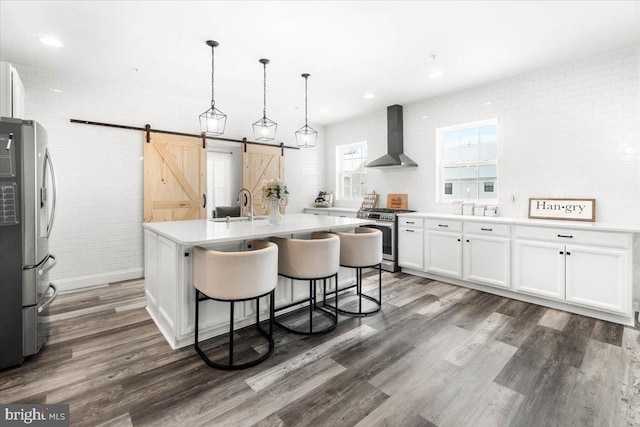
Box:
left=397, top=213, right=636, bottom=326
left=143, top=214, right=372, bottom=349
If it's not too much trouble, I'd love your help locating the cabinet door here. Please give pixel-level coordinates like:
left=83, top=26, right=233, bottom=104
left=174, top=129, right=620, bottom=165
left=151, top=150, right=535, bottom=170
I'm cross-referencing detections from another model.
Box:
left=398, top=228, right=424, bottom=270
left=565, top=245, right=630, bottom=315
left=144, top=230, right=158, bottom=309
left=157, top=236, right=178, bottom=329
left=514, top=239, right=565, bottom=300
left=426, top=231, right=462, bottom=278
left=464, top=235, right=510, bottom=289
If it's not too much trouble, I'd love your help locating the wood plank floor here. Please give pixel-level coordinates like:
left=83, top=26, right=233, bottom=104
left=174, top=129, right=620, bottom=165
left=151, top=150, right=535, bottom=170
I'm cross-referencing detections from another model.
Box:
left=1, top=272, right=639, bottom=427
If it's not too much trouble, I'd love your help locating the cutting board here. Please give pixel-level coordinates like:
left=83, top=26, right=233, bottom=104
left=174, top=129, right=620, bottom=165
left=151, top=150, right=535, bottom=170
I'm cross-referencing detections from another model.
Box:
left=387, top=193, right=408, bottom=210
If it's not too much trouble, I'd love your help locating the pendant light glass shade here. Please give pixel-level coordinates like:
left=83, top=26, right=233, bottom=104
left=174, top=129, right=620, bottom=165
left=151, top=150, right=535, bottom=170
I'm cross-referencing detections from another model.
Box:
left=253, top=59, right=277, bottom=141
left=200, top=40, right=227, bottom=136
left=295, top=73, right=318, bottom=148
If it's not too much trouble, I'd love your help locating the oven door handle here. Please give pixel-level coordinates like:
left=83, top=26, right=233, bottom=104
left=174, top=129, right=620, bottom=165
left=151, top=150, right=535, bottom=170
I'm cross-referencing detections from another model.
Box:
left=362, top=222, right=393, bottom=229
left=38, top=284, right=57, bottom=313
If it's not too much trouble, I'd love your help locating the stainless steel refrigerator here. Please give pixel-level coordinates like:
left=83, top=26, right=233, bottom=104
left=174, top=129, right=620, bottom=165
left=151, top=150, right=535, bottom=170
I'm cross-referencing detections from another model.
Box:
left=0, top=117, right=57, bottom=370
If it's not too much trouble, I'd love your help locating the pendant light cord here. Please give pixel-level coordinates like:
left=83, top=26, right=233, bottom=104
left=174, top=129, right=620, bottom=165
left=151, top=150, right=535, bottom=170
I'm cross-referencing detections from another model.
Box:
left=304, top=76, right=308, bottom=126
left=211, top=44, right=215, bottom=108
left=263, top=62, right=267, bottom=119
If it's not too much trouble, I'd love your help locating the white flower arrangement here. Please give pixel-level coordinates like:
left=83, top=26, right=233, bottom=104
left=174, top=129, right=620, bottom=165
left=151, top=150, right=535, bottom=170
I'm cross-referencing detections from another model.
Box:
left=261, top=178, right=289, bottom=205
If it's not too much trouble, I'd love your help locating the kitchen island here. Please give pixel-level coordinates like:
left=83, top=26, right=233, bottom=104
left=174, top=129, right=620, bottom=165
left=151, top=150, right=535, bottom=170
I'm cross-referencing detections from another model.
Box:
left=142, top=213, right=372, bottom=348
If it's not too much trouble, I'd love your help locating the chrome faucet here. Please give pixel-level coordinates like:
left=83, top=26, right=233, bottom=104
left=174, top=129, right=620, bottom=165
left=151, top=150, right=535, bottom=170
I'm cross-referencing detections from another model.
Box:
left=236, top=188, right=253, bottom=221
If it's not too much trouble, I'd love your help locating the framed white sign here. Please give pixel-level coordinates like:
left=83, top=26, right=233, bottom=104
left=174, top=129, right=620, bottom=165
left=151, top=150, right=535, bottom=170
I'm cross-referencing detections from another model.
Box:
left=528, top=198, right=596, bottom=222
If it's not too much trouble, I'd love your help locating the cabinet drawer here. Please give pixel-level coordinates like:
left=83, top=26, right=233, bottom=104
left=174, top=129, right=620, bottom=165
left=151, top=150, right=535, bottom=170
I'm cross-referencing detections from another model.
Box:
left=399, top=217, right=423, bottom=228
left=515, top=226, right=629, bottom=249
left=426, top=219, right=462, bottom=232
left=466, top=222, right=510, bottom=237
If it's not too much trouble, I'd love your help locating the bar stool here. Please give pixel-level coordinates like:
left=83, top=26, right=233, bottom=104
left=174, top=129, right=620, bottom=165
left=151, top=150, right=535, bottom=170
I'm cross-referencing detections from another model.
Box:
left=326, top=227, right=383, bottom=317
left=193, top=240, right=278, bottom=370
left=269, top=233, right=340, bottom=335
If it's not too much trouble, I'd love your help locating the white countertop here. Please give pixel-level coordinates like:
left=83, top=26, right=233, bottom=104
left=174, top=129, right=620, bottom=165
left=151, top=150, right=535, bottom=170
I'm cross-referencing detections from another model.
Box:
left=142, top=213, right=373, bottom=246
left=397, top=212, right=640, bottom=233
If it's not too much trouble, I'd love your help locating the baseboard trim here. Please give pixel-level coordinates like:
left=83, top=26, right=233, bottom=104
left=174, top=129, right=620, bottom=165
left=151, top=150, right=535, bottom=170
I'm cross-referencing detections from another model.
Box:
left=52, top=268, right=144, bottom=293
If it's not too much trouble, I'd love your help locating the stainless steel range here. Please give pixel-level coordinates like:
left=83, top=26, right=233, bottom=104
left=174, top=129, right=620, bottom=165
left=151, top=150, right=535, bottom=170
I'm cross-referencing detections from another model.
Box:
left=357, top=208, right=414, bottom=272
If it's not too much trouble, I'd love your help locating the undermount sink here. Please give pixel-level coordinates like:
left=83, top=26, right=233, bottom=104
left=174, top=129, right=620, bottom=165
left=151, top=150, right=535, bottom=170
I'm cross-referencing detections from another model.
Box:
left=209, top=216, right=268, bottom=223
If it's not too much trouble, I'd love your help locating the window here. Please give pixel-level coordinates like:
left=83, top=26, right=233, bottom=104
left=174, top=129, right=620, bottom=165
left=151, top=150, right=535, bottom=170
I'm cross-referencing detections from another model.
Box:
left=437, top=120, right=498, bottom=202
left=336, top=141, right=367, bottom=200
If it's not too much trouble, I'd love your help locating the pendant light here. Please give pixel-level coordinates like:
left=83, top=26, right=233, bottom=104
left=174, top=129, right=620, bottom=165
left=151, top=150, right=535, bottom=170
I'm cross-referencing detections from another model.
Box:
left=295, top=73, right=318, bottom=148
left=199, top=40, right=227, bottom=136
left=252, top=59, right=277, bottom=141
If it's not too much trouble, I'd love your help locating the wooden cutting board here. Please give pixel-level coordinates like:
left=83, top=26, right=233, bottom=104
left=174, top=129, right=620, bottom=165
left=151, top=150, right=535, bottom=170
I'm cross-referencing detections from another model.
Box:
left=387, top=193, right=408, bottom=210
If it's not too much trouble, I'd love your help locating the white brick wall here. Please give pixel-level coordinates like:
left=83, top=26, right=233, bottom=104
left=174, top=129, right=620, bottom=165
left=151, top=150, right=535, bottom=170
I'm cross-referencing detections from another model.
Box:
left=326, top=46, right=640, bottom=225
left=15, top=64, right=324, bottom=291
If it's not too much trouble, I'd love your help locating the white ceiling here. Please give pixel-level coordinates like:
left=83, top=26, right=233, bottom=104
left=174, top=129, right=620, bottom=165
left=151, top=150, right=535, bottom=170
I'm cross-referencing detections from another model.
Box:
left=1, top=1, right=640, bottom=126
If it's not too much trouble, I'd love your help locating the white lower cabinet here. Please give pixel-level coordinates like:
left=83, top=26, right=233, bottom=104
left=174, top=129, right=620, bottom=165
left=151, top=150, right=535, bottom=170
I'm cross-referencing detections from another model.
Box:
left=398, top=227, right=424, bottom=270
left=514, top=239, right=631, bottom=315
left=398, top=215, right=634, bottom=324
left=514, top=239, right=565, bottom=299
left=565, top=244, right=630, bottom=314
left=426, top=230, right=463, bottom=278
left=464, top=234, right=510, bottom=289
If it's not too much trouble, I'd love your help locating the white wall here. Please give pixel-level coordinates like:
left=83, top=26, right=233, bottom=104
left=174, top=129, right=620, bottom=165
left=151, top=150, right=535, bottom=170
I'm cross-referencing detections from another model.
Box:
left=15, top=64, right=325, bottom=291
left=326, top=46, right=640, bottom=225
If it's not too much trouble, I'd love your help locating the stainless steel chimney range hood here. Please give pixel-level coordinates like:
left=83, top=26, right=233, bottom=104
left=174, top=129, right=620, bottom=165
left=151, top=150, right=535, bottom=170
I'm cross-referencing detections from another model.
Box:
left=365, top=104, right=418, bottom=169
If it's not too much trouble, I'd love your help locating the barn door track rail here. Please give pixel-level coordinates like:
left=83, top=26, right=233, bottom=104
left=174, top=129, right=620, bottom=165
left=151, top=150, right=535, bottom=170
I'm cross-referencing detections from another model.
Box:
left=70, top=119, right=297, bottom=154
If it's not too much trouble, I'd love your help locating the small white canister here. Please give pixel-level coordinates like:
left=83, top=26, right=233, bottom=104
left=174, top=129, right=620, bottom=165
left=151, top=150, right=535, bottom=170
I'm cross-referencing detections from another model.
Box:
left=462, top=202, right=475, bottom=216
left=474, top=205, right=486, bottom=216
left=451, top=201, right=463, bottom=215
left=485, top=205, right=498, bottom=217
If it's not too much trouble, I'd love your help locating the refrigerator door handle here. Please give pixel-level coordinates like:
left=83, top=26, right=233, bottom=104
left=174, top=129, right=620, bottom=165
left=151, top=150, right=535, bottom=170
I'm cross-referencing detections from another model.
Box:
left=37, top=254, right=57, bottom=276
left=43, top=148, right=57, bottom=238
left=37, top=284, right=57, bottom=314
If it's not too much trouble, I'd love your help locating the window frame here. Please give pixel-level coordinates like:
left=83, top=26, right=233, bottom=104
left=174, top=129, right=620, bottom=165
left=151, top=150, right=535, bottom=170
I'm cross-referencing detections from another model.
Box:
left=436, top=119, right=499, bottom=204
left=335, top=141, right=368, bottom=201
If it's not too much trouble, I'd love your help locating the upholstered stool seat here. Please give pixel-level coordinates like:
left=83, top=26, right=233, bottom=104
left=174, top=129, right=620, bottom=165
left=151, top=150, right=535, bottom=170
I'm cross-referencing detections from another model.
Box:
left=326, top=227, right=383, bottom=317
left=193, top=240, right=278, bottom=370
left=269, top=233, right=340, bottom=335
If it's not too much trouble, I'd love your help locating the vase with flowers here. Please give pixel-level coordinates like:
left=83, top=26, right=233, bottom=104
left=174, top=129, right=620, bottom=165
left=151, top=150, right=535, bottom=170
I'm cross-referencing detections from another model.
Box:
left=261, top=178, right=289, bottom=225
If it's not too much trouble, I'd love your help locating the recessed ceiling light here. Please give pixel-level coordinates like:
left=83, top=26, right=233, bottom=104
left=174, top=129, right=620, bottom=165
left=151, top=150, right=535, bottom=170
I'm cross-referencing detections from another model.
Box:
left=363, top=93, right=375, bottom=99
left=49, top=88, right=63, bottom=93
left=421, top=115, right=429, bottom=119
left=39, top=36, right=63, bottom=47
left=320, top=108, right=329, bottom=113
left=428, top=71, right=443, bottom=79
left=482, top=102, right=492, bottom=106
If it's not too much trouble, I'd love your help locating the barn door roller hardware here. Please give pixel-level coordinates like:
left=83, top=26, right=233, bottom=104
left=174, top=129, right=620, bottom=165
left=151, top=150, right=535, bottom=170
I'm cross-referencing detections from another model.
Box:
left=69, top=119, right=299, bottom=152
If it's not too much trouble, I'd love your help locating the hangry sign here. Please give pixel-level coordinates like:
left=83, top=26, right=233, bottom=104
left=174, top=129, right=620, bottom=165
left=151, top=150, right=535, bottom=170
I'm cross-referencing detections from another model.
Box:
left=528, top=198, right=596, bottom=222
